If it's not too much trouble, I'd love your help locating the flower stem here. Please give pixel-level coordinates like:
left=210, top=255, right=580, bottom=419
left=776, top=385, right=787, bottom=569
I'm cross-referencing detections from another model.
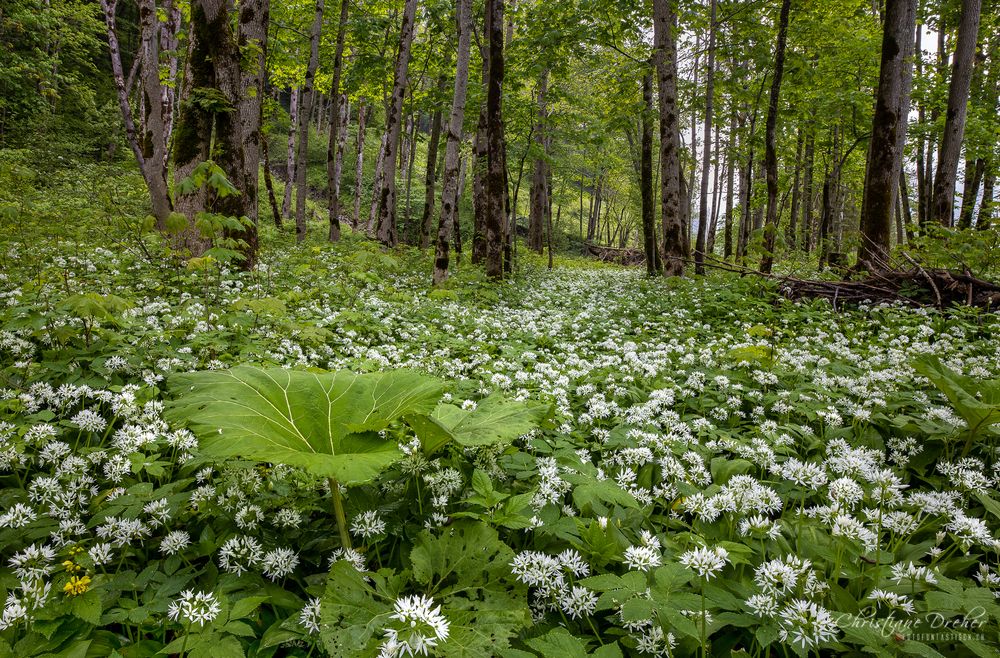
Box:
left=330, top=478, right=352, bottom=550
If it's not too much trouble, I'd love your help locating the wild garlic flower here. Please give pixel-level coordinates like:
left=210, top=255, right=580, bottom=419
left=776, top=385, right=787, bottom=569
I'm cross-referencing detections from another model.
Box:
left=262, top=547, right=299, bottom=581
left=351, top=510, right=387, bottom=539
left=299, top=597, right=321, bottom=634
left=776, top=599, right=838, bottom=649
left=167, top=590, right=222, bottom=627
left=218, top=535, right=263, bottom=575
left=623, top=545, right=662, bottom=572
left=379, top=594, right=450, bottom=657
left=161, top=530, right=191, bottom=555
left=678, top=545, right=729, bottom=579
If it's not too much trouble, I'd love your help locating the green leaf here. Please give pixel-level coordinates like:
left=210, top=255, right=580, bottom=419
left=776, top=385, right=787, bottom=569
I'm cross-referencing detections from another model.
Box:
left=411, top=522, right=532, bottom=657
left=228, top=596, right=269, bottom=621
left=166, top=367, right=443, bottom=484
left=320, top=562, right=392, bottom=656
left=914, top=357, right=1000, bottom=436
left=409, top=394, right=550, bottom=456
left=525, top=628, right=589, bottom=656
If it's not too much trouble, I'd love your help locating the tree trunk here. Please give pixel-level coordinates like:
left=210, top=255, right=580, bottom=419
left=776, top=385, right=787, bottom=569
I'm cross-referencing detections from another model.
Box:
left=759, top=0, right=791, bottom=274
left=858, top=0, right=917, bottom=268
left=931, top=0, right=982, bottom=226
left=325, top=0, right=349, bottom=241
left=483, top=0, right=507, bottom=278
left=403, top=107, right=419, bottom=237
left=528, top=68, right=550, bottom=254
left=174, top=0, right=253, bottom=264
left=352, top=100, right=368, bottom=228
left=100, top=0, right=174, bottom=228
left=238, top=0, right=268, bottom=229
left=419, top=74, right=448, bottom=248
left=653, top=0, right=685, bottom=277
left=979, top=168, right=995, bottom=229
left=641, top=72, right=658, bottom=276
left=958, top=158, right=986, bottom=228
left=294, top=0, right=324, bottom=242
left=282, top=87, right=299, bottom=217
left=695, top=0, right=716, bottom=274
left=433, top=0, right=473, bottom=284
left=262, top=122, right=282, bottom=227
left=374, top=0, right=419, bottom=246
left=802, top=128, right=815, bottom=251
left=723, top=101, right=737, bottom=259
left=787, top=128, right=803, bottom=250
left=707, top=120, right=722, bottom=253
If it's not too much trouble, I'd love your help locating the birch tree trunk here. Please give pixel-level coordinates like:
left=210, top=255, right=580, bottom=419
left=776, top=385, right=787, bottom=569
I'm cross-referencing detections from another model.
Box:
left=433, top=0, right=473, bottom=284
left=283, top=88, right=299, bottom=218
left=931, top=0, right=982, bottom=226
left=694, top=0, right=716, bottom=274
left=375, top=0, right=420, bottom=246
left=294, top=0, right=324, bottom=242
left=326, top=0, right=349, bottom=241
left=352, top=100, right=368, bottom=228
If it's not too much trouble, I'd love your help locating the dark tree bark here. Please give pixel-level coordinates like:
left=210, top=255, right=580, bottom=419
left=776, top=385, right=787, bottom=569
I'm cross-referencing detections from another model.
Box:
left=238, top=0, right=269, bottom=228
left=641, top=72, right=657, bottom=276
left=528, top=69, right=550, bottom=254
left=433, top=0, right=473, bottom=284
left=326, top=0, right=349, bottom=241
left=695, top=0, right=717, bottom=275
left=653, top=0, right=685, bottom=277
left=483, top=0, right=507, bottom=278
left=931, top=0, right=982, bottom=226
left=173, top=0, right=254, bottom=265
left=980, top=169, right=995, bottom=229
left=759, top=0, right=791, bottom=275
left=294, top=0, right=324, bottom=242
left=707, top=120, right=722, bottom=253
left=858, top=0, right=917, bottom=267
left=375, top=0, right=420, bottom=246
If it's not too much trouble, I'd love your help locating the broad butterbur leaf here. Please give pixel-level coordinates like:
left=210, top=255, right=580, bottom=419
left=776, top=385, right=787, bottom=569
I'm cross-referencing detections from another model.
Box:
left=166, top=366, right=443, bottom=484
left=408, top=394, right=551, bottom=456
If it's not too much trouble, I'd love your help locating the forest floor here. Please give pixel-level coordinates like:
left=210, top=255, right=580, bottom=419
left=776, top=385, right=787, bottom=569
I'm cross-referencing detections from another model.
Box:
left=1, top=154, right=1000, bottom=656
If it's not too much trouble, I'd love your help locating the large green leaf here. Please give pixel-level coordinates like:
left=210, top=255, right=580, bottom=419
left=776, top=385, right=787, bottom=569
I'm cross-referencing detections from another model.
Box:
left=408, top=394, right=551, bottom=456
left=165, top=367, right=443, bottom=484
left=411, top=521, right=531, bottom=657
left=914, top=357, right=1000, bottom=436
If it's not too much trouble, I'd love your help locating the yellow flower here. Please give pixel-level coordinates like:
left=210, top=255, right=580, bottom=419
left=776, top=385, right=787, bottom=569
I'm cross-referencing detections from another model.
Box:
left=67, top=546, right=84, bottom=557
left=62, top=560, right=81, bottom=573
left=63, top=575, right=91, bottom=596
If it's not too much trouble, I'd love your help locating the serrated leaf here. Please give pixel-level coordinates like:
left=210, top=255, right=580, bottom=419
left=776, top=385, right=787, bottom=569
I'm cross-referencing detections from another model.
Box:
left=525, top=628, right=589, bottom=656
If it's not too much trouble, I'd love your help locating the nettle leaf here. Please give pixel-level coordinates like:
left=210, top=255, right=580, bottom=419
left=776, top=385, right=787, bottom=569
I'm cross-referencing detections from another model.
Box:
left=409, top=394, right=551, bottom=456
left=410, top=521, right=531, bottom=657
left=165, top=367, right=443, bottom=484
